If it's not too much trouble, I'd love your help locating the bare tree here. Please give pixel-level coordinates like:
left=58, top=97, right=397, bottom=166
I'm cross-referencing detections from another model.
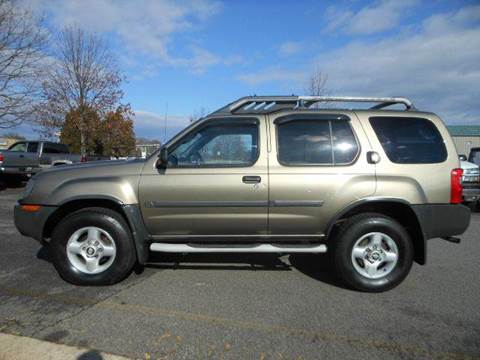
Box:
left=37, top=26, right=124, bottom=155
left=304, top=66, right=328, bottom=96
left=0, top=0, right=46, bottom=128
left=303, top=66, right=330, bottom=109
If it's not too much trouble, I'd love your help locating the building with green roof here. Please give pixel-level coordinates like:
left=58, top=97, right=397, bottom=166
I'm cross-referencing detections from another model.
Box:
left=447, top=125, right=480, bottom=156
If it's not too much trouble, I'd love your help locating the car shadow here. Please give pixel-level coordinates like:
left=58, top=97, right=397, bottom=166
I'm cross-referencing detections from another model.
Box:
left=36, top=245, right=52, bottom=262
left=467, top=202, right=480, bottom=213
left=36, top=246, right=347, bottom=289
left=0, top=179, right=25, bottom=191
left=147, top=252, right=348, bottom=289
left=146, top=252, right=291, bottom=271
left=289, top=253, right=349, bottom=289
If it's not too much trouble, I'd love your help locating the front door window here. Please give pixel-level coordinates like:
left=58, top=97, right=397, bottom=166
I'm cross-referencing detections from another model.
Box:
left=167, top=120, right=259, bottom=168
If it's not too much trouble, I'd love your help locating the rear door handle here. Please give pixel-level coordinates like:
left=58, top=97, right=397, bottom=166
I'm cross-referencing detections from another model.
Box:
left=242, top=176, right=261, bottom=184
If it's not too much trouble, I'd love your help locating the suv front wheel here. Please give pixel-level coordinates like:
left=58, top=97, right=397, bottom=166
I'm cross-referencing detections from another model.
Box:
left=50, top=207, right=136, bottom=285
left=333, top=213, right=413, bottom=292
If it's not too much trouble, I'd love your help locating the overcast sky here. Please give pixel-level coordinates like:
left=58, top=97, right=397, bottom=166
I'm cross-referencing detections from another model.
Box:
left=12, top=0, right=480, bottom=141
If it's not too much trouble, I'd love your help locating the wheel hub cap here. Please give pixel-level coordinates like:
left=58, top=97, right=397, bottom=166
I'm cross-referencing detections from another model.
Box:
left=66, top=226, right=117, bottom=274
left=351, top=232, right=399, bottom=279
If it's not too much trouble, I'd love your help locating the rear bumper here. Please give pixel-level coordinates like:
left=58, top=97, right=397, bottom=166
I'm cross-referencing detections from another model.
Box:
left=412, top=204, right=471, bottom=240
left=14, top=203, right=57, bottom=242
left=0, top=166, right=39, bottom=176
left=463, top=185, right=480, bottom=202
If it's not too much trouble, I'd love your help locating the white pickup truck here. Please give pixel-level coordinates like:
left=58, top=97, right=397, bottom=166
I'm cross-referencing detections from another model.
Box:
left=460, top=159, right=480, bottom=204
left=0, top=141, right=82, bottom=185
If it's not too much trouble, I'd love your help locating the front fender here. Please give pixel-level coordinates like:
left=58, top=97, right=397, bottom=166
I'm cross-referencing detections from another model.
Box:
left=50, top=176, right=139, bottom=205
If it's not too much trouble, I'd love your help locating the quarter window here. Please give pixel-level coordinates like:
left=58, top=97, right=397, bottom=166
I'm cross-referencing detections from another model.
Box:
left=277, top=118, right=358, bottom=165
left=43, top=143, right=69, bottom=154
left=332, top=121, right=359, bottom=164
left=369, top=117, right=447, bottom=164
left=168, top=120, right=259, bottom=167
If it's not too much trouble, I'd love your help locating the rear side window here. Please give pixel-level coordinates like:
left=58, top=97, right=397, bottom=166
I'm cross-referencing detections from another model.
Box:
left=332, top=121, right=359, bottom=164
left=369, top=117, right=447, bottom=164
left=277, top=118, right=358, bottom=165
left=27, top=142, right=38, bottom=153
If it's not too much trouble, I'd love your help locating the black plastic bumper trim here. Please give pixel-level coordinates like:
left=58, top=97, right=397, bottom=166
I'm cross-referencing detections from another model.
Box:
left=411, top=204, right=471, bottom=240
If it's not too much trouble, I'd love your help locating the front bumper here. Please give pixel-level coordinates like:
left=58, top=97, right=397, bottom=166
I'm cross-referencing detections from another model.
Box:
left=412, top=204, right=471, bottom=240
left=14, top=203, right=57, bottom=242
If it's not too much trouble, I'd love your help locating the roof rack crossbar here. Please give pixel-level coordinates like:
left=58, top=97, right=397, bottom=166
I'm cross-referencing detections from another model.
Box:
left=297, top=96, right=414, bottom=110
left=209, top=95, right=415, bottom=116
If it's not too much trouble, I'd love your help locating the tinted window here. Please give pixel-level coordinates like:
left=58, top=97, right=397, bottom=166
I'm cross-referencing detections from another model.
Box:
left=43, top=143, right=69, bottom=154
left=332, top=121, right=359, bottom=163
left=370, top=117, right=447, bottom=164
left=277, top=119, right=358, bottom=165
left=8, top=142, right=27, bottom=152
left=469, top=149, right=480, bottom=166
left=168, top=120, right=258, bottom=167
left=278, top=121, right=332, bottom=165
left=27, top=142, right=38, bottom=153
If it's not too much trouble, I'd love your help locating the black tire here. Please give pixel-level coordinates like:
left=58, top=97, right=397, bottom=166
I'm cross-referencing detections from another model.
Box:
left=333, top=213, right=413, bottom=292
left=50, top=207, right=137, bottom=285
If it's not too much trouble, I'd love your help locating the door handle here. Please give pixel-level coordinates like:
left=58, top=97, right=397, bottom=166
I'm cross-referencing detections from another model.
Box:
left=19, top=154, right=24, bottom=158
left=242, top=176, right=261, bottom=184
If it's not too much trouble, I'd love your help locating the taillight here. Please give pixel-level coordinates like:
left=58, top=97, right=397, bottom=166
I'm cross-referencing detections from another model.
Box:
left=0, top=153, right=3, bottom=163
left=450, top=168, right=463, bottom=204
left=81, top=155, right=87, bottom=162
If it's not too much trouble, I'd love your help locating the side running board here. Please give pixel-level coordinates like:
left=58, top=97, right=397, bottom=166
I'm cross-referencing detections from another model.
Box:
left=149, top=243, right=327, bottom=254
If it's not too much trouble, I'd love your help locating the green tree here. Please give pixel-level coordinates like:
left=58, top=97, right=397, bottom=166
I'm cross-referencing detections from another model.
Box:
left=100, top=105, right=136, bottom=158
left=60, top=105, right=100, bottom=154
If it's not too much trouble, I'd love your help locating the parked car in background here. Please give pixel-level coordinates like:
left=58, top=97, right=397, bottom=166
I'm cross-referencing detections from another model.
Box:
left=0, top=141, right=81, bottom=184
left=459, top=158, right=480, bottom=204
left=15, top=95, right=471, bottom=292
left=469, top=147, right=480, bottom=167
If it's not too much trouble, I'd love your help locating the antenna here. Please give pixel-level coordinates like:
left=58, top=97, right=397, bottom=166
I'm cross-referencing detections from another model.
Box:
left=164, top=102, right=168, bottom=143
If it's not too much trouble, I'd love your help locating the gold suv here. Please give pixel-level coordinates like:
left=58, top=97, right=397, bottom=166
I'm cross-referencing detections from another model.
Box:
left=14, top=96, right=471, bottom=291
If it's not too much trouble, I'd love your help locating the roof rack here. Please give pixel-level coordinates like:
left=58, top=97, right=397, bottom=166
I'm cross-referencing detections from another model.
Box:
left=210, top=95, right=415, bottom=116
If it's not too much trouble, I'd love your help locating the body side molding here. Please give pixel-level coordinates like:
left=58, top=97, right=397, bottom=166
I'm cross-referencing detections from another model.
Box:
left=144, top=200, right=324, bottom=208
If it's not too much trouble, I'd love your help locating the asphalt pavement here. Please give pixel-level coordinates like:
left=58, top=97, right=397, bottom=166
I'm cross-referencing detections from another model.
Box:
left=0, top=187, right=479, bottom=359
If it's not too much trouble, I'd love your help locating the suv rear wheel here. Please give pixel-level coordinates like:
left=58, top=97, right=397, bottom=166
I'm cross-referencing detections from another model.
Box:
left=50, top=207, right=136, bottom=285
left=333, top=213, right=413, bottom=292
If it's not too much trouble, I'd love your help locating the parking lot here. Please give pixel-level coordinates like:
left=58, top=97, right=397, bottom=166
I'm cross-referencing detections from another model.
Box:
left=0, top=186, right=479, bottom=359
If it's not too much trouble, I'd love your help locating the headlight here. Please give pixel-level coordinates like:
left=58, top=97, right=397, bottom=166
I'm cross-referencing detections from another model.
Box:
left=23, top=179, right=35, bottom=198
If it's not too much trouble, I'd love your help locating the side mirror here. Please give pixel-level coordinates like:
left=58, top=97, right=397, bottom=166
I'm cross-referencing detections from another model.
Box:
left=459, top=154, right=467, bottom=161
left=157, top=147, right=168, bottom=168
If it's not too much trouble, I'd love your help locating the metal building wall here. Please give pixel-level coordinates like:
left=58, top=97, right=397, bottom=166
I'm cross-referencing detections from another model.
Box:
left=452, top=136, right=480, bottom=156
